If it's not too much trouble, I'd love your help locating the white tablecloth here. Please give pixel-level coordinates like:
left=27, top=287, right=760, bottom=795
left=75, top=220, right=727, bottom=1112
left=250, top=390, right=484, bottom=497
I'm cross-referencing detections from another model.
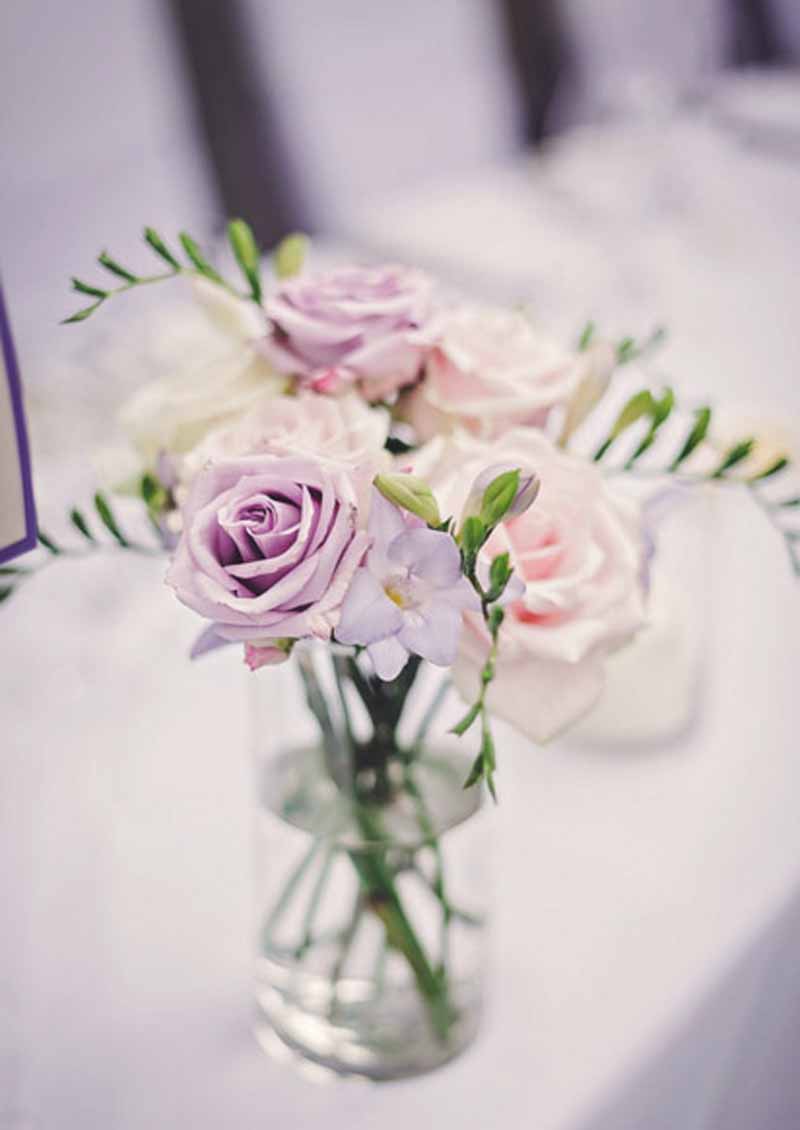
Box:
left=4, top=98, right=800, bottom=1129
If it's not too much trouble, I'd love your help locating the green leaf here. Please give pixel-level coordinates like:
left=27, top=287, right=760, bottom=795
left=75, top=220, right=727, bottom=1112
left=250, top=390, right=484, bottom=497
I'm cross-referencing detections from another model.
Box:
left=61, top=302, right=104, bottom=325
left=71, top=277, right=108, bottom=299
left=594, top=390, right=654, bottom=461
left=778, top=496, right=800, bottom=508
left=617, top=327, right=666, bottom=365
left=479, top=728, right=498, bottom=801
left=625, top=387, right=674, bottom=467
left=0, top=566, right=29, bottom=576
left=616, top=336, right=635, bottom=363
left=459, top=515, right=486, bottom=558
left=273, top=232, right=309, bottom=279
left=98, top=251, right=138, bottom=283
left=451, top=701, right=481, bottom=737
left=750, top=456, right=789, bottom=482
left=228, top=218, right=262, bottom=302
left=37, top=530, right=61, bottom=554
left=463, top=750, right=485, bottom=790
left=144, top=227, right=181, bottom=270
left=613, top=390, right=655, bottom=436
left=487, top=552, right=511, bottom=600
left=69, top=508, right=96, bottom=542
left=578, top=321, right=595, bottom=351
left=669, top=406, right=712, bottom=470
left=0, top=585, right=14, bottom=604
left=140, top=472, right=169, bottom=515
left=93, top=492, right=130, bottom=548
left=179, top=233, right=225, bottom=285
left=480, top=469, right=521, bottom=527
left=712, top=438, right=755, bottom=478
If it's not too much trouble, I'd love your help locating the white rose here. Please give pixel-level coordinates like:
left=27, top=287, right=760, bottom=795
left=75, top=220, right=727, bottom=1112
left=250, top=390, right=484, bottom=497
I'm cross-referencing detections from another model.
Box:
left=412, top=429, right=647, bottom=743
left=179, top=390, right=390, bottom=493
left=120, top=280, right=286, bottom=465
left=398, top=306, right=587, bottom=442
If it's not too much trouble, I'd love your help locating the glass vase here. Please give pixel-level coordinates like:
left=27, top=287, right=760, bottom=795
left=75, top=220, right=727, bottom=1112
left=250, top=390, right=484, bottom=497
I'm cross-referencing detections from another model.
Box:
left=251, top=645, right=491, bottom=1080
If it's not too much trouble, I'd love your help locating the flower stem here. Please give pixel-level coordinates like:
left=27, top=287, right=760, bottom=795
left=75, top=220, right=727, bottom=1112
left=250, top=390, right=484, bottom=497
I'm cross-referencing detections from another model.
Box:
left=350, top=804, right=454, bottom=1043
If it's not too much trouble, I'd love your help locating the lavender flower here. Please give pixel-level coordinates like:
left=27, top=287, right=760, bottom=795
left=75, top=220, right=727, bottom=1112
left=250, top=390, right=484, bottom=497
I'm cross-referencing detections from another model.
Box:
left=335, top=490, right=479, bottom=680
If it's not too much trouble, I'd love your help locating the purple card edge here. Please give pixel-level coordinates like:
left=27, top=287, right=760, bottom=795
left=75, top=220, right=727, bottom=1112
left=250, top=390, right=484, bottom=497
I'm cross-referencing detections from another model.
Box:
left=0, top=283, right=37, bottom=565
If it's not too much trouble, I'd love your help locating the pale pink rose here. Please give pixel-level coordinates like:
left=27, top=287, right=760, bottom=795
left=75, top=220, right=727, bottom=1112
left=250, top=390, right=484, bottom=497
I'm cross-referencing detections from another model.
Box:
left=398, top=306, right=588, bottom=442
left=412, top=429, right=647, bottom=743
left=259, top=265, right=434, bottom=401
left=178, top=391, right=390, bottom=496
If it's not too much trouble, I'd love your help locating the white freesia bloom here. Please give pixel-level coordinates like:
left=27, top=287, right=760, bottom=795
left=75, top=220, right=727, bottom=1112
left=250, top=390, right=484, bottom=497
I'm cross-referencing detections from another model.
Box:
left=412, top=429, right=647, bottom=743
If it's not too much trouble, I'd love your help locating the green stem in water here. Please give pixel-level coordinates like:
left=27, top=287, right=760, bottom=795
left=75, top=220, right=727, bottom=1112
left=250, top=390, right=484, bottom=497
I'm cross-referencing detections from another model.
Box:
left=350, top=804, right=453, bottom=1043
left=293, top=846, right=337, bottom=960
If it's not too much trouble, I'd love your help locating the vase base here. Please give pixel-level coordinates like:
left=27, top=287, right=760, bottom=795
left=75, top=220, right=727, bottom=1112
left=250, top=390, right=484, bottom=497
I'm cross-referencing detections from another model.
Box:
left=254, top=965, right=483, bottom=1081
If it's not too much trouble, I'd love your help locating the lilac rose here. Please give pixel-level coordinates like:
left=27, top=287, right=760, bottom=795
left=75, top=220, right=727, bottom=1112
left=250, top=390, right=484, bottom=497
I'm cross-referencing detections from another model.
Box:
left=260, top=265, right=434, bottom=402
left=166, top=455, right=370, bottom=647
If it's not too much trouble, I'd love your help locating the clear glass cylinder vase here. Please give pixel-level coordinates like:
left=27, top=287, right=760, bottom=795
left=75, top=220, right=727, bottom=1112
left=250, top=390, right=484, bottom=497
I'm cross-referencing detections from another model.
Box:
left=251, top=645, right=491, bottom=1080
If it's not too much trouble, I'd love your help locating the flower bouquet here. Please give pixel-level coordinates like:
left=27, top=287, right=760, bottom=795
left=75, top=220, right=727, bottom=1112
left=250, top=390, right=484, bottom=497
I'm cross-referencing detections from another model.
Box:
left=8, top=221, right=797, bottom=1079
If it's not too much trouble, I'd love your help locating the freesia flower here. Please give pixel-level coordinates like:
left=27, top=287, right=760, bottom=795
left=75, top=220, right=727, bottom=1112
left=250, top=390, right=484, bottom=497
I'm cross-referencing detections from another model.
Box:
left=259, top=264, right=434, bottom=401
left=335, top=491, right=479, bottom=680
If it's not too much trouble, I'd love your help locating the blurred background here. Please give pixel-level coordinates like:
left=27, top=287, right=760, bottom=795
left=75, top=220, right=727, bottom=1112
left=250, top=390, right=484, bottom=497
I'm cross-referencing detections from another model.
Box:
left=3, top=0, right=800, bottom=451
left=2, top=3, right=800, bottom=1129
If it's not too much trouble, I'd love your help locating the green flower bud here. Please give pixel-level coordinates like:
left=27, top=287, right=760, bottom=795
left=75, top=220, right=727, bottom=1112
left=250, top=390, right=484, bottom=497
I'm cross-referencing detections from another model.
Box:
left=374, top=472, right=442, bottom=527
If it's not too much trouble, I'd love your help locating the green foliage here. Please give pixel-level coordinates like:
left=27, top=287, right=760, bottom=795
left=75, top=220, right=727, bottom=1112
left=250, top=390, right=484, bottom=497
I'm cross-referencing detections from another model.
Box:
left=712, top=438, right=755, bottom=478
left=590, top=387, right=796, bottom=577
left=486, top=553, right=512, bottom=601
left=273, top=232, right=309, bottom=279
left=71, top=278, right=108, bottom=299
left=594, top=389, right=654, bottom=461
left=451, top=701, right=481, bottom=737
left=37, top=530, right=61, bottom=554
left=178, top=232, right=224, bottom=285
left=577, top=321, right=595, bottom=350
left=227, top=218, right=263, bottom=302
left=750, top=456, right=788, bottom=482
left=616, top=326, right=666, bottom=365
left=143, top=227, right=181, bottom=270
left=98, top=251, right=138, bottom=283
left=669, top=406, right=711, bottom=470
left=625, top=387, right=674, bottom=467
left=69, top=508, right=96, bottom=542
left=94, top=491, right=130, bottom=548
left=63, top=221, right=275, bottom=324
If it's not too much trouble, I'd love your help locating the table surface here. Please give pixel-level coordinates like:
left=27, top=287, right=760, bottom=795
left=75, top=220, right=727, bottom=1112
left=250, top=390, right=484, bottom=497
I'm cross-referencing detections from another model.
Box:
left=3, top=102, right=800, bottom=1130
